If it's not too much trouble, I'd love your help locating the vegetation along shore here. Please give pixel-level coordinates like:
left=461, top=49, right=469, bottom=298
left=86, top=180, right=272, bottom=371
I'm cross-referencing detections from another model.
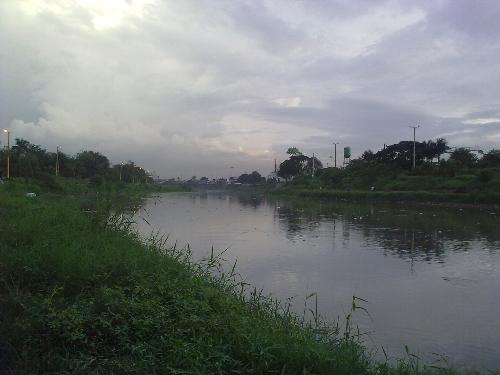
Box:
left=0, top=176, right=482, bottom=374
left=0, top=137, right=491, bottom=373
left=268, top=140, right=500, bottom=206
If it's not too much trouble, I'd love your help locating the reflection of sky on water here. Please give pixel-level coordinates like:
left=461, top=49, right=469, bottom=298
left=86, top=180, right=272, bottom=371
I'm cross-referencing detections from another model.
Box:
left=134, top=191, right=500, bottom=371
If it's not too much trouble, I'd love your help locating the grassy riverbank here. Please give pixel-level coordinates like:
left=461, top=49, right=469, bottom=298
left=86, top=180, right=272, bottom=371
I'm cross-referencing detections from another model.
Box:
left=272, top=166, right=500, bottom=205
left=273, top=186, right=500, bottom=206
left=0, top=181, right=474, bottom=374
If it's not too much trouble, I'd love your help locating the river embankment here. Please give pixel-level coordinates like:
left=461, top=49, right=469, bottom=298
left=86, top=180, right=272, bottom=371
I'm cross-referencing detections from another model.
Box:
left=0, top=180, right=474, bottom=374
left=271, top=186, right=500, bottom=207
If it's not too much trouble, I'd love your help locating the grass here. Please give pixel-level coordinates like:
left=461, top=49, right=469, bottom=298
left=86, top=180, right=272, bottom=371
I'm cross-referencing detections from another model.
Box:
left=0, top=181, right=479, bottom=374
left=277, top=165, right=500, bottom=205
left=273, top=187, right=500, bottom=205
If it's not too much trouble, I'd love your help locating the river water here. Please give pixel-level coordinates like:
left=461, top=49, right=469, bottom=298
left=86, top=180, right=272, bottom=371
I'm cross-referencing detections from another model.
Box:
left=133, top=190, right=500, bottom=371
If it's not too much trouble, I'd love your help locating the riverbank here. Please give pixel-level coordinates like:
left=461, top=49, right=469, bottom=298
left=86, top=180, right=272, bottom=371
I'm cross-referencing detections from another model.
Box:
left=272, top=186, right=500, bottom=206
left=0, top=182, right=473, bottom=374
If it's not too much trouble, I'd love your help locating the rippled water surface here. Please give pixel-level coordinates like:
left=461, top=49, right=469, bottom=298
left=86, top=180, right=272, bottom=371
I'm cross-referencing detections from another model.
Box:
left=133, top=190, right=500, bottom=370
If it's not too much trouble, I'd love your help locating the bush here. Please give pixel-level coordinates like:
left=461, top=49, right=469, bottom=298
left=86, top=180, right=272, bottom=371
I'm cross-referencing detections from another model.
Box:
left=34, top=172, right=61, bottom=191
left=477, top=169, right=494, bottom=183
left=89, top=174, right=105, bottom=187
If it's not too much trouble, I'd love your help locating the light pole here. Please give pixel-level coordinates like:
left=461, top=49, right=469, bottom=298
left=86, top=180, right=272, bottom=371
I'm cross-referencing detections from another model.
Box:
left=312, top=153, right=315, bottom=177
left=409, top=125, right=420, bottom=169
left=3, top=129, right=10, bottom=179
left=119, top=162, right=124, bottom=182
left=333, top=142, right=339, bottom=168
left=55, top=146, right=61, bottom=176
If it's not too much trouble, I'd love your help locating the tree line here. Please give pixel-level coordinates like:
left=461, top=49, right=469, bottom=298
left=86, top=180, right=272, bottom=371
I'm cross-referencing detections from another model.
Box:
left=277, top=138, right=500, bottom=180
left=0, top=138, right=152, bottom=184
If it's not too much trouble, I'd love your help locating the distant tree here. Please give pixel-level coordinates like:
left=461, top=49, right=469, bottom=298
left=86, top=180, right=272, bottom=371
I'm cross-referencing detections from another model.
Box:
left=479, top=150, right=500, bottom=167
left=57, top=151, right=76, bottom=177
left=75, top=150, right=110, bottom=178
left=112, top=161, right=151, bottom=183
left=286, top=147, right=303, bottom=156
left=303, top=156, right=323, bottom=176
left=199, top=176, right=209, bottom=184
left=417, top=138, right=449, bottom=162
left=449, top=148, right=477, bottom=168
left=247, top=171, right=264, bottom=183
left=371, top=141, right=415, bottom=169
left=361, top=150, right=375, bottom=161
left=0, top=136, right=153, bottom=183
left=431, top=138, right=449, bottom=161
left=278, top=152, right=322, bottom=179
left=368, top=138, right=449, bottom=169
left=237, top=173, right=249, bottom=183
left=17, top=152, right=40, bottom=178
left=9, top=138, right=55, bottom=177
left=278, top=155, right=305, bottom=180
left=236, top=171, right=265, bottom=184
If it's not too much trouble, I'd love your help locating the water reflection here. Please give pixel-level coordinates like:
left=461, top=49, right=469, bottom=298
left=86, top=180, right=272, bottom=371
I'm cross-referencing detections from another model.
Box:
left=270, top=197, right=500, bottom=263
left=134, top=191, right=500, bottom=370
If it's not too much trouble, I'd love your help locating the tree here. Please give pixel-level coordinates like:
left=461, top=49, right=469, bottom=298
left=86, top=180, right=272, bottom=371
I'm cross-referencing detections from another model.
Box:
left=432, top=138, right=449, bottom=162
left=449, top=148, right=477, bottom=168
left=286, top=147, right=302, bottom=156
left=278, top=155, right=306, bottom=180
left=303, top=156, right=323, bottom=176
left=10, top=138, right=53, bottom=177
left=479, top=150, right=500, bottom=167
left=371, top=141, right=416, bottom=169
left=75, top=151, right=110, bottom=178
left=237, top=171, right=264, bottom=184
left=112, top=161, right=151, bottom=183
left=361, top=150, right=375, bottom=161
left=278, top=152, right=323, bottom=179
left=247, top=171, right=264, bottom=183
left=236, top=173, right=248, bottom=183
left=366, top=138, right=449, bottom=169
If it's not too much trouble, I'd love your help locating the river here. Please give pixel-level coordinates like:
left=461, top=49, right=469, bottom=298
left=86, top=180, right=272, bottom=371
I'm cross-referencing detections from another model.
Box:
left=133, top=190, right=500, bottom=371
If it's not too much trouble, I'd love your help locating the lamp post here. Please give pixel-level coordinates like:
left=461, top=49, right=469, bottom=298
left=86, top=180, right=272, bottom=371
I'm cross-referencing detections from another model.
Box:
left=55, top=146, right=61, bottom=176
left=409, top=125, right=420, bottom=169
left=333, top=142, right=339, bottom=168
left=312, top=153, right=315, bottom=177
left=3, top=129, right=10, bottom=179
left=119, top=162, right=124, bottom=182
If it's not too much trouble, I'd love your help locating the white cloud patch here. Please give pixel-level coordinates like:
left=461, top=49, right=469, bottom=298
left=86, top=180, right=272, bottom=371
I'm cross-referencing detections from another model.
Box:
left=463, top=117, right=500, bottom=125
left=272, top=97, right=302, bottom=108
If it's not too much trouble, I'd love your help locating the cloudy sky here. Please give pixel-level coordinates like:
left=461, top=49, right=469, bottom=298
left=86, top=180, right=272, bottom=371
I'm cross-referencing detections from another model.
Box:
left=1, top=0, right=500, bottom=178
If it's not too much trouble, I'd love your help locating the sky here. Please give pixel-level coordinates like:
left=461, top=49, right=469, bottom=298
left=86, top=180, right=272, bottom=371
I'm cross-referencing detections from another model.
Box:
left=1, top=0, right=500, bottom=178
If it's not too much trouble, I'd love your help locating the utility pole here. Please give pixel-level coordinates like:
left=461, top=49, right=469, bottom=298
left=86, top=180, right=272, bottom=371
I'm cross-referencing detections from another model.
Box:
left=409, top=125, right=420, bottom=169
left=55, top=146, right=60, bottom=176
left=333, top=142, right=339, bottom=168
left=119, top=162, right=124, bottom=182
left=3, top=129, right=10, bottom=179
left=312, top=153, right=315, bottom=177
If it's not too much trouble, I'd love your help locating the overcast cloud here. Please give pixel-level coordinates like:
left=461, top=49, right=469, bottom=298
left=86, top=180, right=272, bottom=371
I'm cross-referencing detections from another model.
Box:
left=1, top=0, right=500, bottom=178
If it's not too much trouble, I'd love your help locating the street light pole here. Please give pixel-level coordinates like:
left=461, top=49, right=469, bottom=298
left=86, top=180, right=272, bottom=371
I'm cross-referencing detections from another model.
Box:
left=3, top=129, right=10, bottom=179
left=409, top=125, right=420, bottom=169
left=119, top=162, right=124, bottom=182
left=55, top=146, right=60, bottom=176
left=312, top=153, right=315, bottom=177
left=333, top=142, right=339, bottom=168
